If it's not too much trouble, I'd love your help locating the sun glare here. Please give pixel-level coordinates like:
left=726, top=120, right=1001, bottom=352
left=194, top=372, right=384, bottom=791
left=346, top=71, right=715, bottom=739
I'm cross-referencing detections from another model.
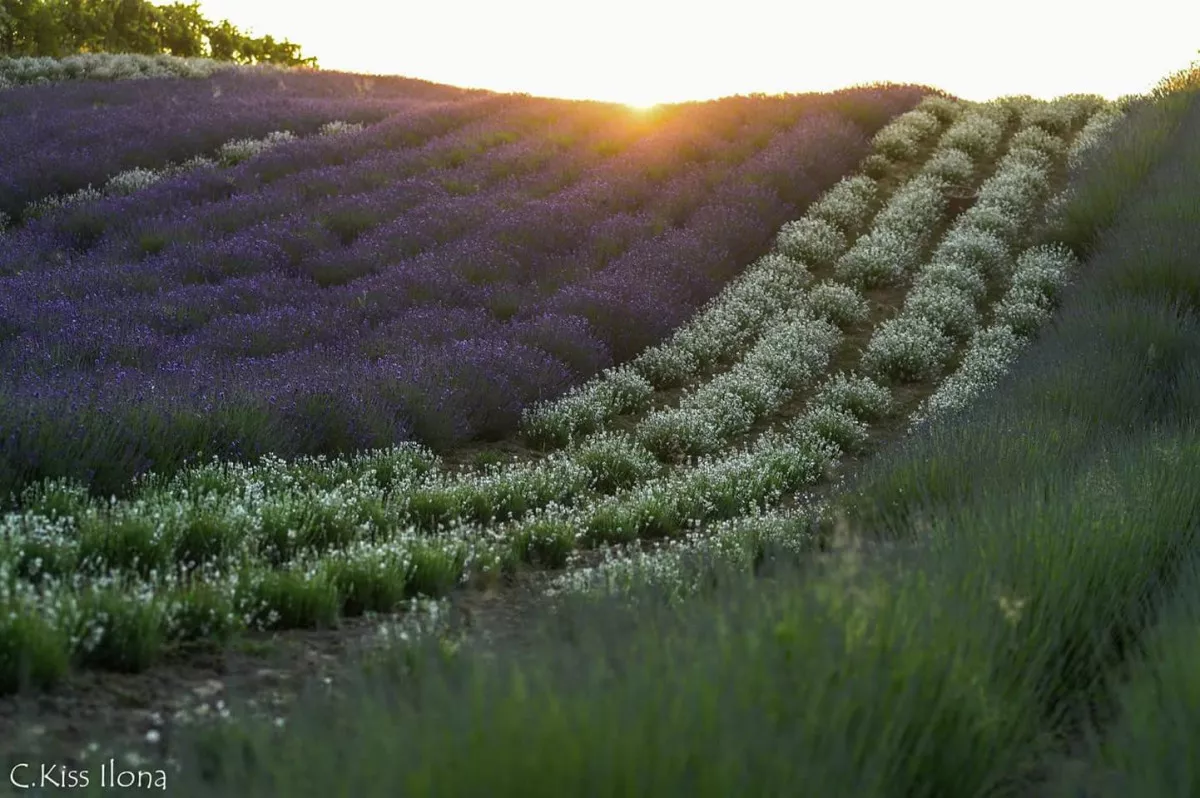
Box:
left=197, top=0, right=1200, bottom=104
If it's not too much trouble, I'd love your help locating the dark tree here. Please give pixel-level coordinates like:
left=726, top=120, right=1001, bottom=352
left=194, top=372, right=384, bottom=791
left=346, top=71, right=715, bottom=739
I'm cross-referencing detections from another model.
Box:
left=0, top=0, right=316, bottom=66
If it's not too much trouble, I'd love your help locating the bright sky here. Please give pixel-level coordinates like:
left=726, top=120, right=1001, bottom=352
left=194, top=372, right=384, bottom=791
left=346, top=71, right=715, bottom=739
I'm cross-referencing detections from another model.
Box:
left=199, top=0, right=1199, bottom=107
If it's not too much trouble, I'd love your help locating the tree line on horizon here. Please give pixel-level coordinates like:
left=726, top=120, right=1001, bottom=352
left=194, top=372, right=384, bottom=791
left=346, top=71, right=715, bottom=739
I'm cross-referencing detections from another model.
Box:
left=0, top=0, right=316, bottom=66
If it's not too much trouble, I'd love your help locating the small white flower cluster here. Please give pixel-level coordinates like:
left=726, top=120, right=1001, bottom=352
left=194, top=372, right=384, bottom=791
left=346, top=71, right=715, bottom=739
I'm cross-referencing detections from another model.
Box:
left=805, top=280, right=870, bottom=328
left=318, top=120, right=366, bottom=137
left=1008, top=126, right=1067, bottom=159
left=931, top=226, right=1011, bottom=284
left=992, top=243, right=1077, bottom=336
left=217, top=130, right=297, bottom=166
left=912, top=243, right=1079, bottom=428
left=911, top=258, right=988, bottom=303
left=572, top=430, right=663, bottom=490
left=834, top=174, right=948, bottom=288
left=870, top=109, right=942, bottom=162
left=632, top=405, right=737, bottom=467
left=1016, top=93, right=1107, bottom=136
left=372, top=596, right=453, bottom=649
left=914, top=95, right=965, bottom=125
left=0, top=53, right=252, bottom=88
left=861, top=315, right=956, bottom=383
left=789, top=403, right=870, bottom=454
left=580, top=424, right=840, bottom=544
left=874, top=173, right=951, bottom=239
left=921, top=147, right=974, bottom=185
left=807, top=175, right=879, bottom=236
left=25, top=185, right=105, bottom=219
left=397, top=453, right=597, bottom=529
left=104, top=167, right=163, bottom=196
left=902, top=281, right=982, bottom=341
left=775, top=217, right=848, bottom=268
left=545, top=505, right=825, bottom=601
left=934, top=109, right=1006, bottom=161
left=812, top=371, right=895, bottom=421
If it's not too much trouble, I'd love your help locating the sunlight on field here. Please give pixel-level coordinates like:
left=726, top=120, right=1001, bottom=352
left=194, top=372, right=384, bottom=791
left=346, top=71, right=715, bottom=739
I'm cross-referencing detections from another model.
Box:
left=199, top=0, right=1200, bottom=104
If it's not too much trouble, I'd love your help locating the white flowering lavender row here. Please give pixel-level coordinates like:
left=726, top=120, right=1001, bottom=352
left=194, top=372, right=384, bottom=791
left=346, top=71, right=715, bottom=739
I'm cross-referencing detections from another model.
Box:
left=551, top=104, right=1023, bottom=461
left=541, top=107, right=1103, bottom=599
left=623, top=133, right=998, bottom=461
left=0, top=516, right=496, bottom=682
left=859, top=119, right=1075, bottom=383
left=520, top=364, right=656, bottom=447
left=22, top=122, right=363, bottom=220
left=929, top=107, right=1006, bottom=163
left=6, top=443, right=485, bottom=580
left=550, top=240, right=1076, bottom=600
left=1066, top=106, right=1127, bottom=171
left=525, top=373, right=892, bottom=598
left=520, top=101, right=967, bottom=446
left=869, top=108, right=942, bottom=163
left=0, top=370, right=892, bottom=661
left=1042, top=104, right=1130, bottom=227
left=833, top=173, right=949, bottom=288
left=1016, top=94, right=1108, bottom=136
left=909, top=243, right=1079, bottom=429
left=555, top=372, right=893, bottom=547
left=634, top=311, right=842, bottom=459
left=544, top=505, right=829, bottom=601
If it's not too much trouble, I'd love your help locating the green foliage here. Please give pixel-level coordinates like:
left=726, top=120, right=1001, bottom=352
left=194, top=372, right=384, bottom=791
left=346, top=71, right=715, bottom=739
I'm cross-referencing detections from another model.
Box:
left=1152, top=50, right=1200, bottom=98
left=0, top=0, right=315, bottom=66
left=1049, top=91, right=1193, bottom=256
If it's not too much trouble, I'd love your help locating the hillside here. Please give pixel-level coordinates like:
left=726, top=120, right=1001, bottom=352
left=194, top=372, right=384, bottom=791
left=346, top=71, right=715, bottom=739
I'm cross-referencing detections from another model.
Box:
left=2, top=53, right=1199, bottom=797
left=0, top=68, right=923, bottom=499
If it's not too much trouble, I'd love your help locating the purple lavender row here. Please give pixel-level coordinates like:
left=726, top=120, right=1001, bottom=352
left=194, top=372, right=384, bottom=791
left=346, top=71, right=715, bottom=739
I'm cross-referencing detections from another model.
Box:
left=532, top=110, right=874, bottom=363
left=6, top=90, right=797, bottom=277
left=0, top=100, right=789, bottom=377
left=0, top=91, right=819, bottom=350
left=0, top=69, right=479, bottom=220
left=0, top=143, right=621, bottom=374
left=0, top=102, right=660, bottom=362
left=0, top=93, right=532, bottom=275
left=275, top=95, right=819, bottom=299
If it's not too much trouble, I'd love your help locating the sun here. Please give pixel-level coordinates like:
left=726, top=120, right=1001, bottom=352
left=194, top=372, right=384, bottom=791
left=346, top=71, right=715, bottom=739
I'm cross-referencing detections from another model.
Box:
left=624, top=100, right=660, bottom=112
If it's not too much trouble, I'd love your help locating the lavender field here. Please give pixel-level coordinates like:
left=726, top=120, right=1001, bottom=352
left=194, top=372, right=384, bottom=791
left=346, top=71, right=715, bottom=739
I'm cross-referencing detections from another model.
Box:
left=6, top=42, right=1200, bottom=797
left=0, top=71, right=925, bottom=499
